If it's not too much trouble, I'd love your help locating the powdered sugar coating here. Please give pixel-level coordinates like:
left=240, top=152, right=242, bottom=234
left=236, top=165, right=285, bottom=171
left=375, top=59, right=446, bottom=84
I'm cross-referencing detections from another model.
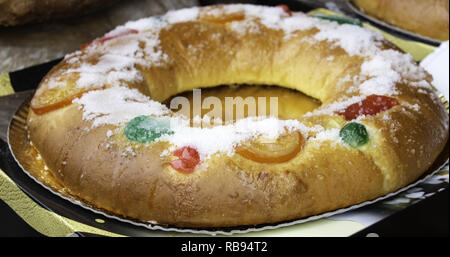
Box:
left=54, top=4, right=430, bottom=98
left=73, top=86, right=321, bottom=158
left=53, top=4, right=437, bottom=158
left=160, top=116, right=317, bottom=159
left=73, top=87, right=170, bottom=127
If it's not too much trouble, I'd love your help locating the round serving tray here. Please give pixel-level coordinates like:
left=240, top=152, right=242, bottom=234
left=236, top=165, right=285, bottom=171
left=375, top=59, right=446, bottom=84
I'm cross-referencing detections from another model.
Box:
left=346, top=0, right=444, bottom=46
left=5, top=95, right=449, bottom=236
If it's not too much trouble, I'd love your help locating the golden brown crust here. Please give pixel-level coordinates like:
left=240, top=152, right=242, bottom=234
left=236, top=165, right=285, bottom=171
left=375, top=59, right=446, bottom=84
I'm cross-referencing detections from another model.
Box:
left=26, top=5, right=449, bottom=227
left=28, top=105, right=389, bottom=226
left=0, top=0, right=118, bottom=26
left=352, top=0, right=449, bottom=41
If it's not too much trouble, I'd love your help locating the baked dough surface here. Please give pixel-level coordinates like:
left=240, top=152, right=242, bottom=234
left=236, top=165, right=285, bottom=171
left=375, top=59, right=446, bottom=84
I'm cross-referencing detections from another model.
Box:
left=26, top=4, right=449, bottom=227
left=352, top=0, right=449, bottom=41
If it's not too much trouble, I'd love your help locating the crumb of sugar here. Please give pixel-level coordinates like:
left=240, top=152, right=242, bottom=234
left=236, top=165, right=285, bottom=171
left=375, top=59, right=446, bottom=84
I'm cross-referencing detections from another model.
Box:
left=122, top=16, right=168, bottom=32
left=401, top=102, right=420, bottom=112
left=305, top=95, right=366, bottom=116
left=230, top=20, right=261, bottom=34
left=125, top=146, right=136, bottom=157
left=410, top=80, right=432, bottom=89
left=165, top=7, right=199, bottom=24
left=311, top=128, right=341, bottom=142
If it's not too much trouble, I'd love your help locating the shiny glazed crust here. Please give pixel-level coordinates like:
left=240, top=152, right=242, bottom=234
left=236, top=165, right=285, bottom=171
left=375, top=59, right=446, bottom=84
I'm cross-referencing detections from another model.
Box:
left=352, top=0, right=449, bottom=41
left=0, top=0, right=117, bottom=26
left=26, top=5, right=449, bottom=227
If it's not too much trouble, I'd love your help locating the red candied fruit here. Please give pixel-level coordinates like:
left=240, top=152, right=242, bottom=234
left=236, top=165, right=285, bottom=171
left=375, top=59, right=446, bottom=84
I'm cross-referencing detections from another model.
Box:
left=337, top=94, right=399, bottom=121
left=170, top=146, right=200, bottom=173
left=276, top=4, right=292, bottom=16
left=80, top=29, right=138, bottom=50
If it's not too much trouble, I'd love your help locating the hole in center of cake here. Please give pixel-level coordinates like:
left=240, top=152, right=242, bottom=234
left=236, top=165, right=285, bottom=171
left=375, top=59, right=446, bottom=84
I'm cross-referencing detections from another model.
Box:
left=163, top=84, right=321, bottom=126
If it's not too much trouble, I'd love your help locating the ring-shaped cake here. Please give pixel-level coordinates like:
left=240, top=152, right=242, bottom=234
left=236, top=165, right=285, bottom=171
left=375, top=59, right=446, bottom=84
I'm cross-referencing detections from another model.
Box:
left=26, top=4, right=449, bottom=227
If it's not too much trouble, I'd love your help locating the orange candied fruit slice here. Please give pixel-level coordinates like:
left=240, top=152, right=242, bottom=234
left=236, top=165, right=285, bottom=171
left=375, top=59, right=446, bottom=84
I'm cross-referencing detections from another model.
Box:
left=30, top=76, right=98, bottom=115
left=236, top=131, right=304, bottom=164
left=31, top=90, right=86, bottom=115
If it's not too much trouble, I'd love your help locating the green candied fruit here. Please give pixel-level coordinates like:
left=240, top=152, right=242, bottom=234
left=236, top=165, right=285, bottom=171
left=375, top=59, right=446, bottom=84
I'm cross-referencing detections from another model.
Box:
left=339, top=122, right=369, bottom=148
left=313, top=14, right=363, bottom=27
left=125, top=115, right=173, bottom=143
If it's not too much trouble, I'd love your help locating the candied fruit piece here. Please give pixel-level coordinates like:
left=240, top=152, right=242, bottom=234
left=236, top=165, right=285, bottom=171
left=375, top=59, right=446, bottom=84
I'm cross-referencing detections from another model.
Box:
left=340, top=122, right=369, bottom=148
